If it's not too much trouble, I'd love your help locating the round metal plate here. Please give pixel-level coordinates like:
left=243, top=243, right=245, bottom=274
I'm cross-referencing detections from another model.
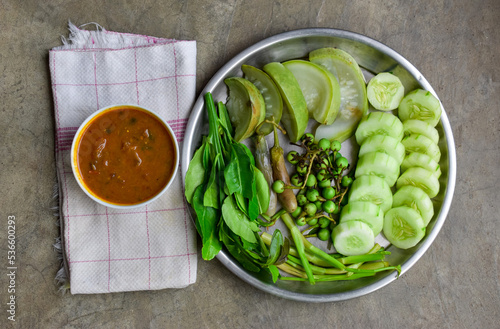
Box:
left=181, top=28, right=456, bottom=302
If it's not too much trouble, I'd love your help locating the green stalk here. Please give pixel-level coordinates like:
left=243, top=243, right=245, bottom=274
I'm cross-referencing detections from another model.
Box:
left=278, top=261, right=394, bottom=281
left=280, top=272, right=376, bottom=282
left=205, top=93, right=225, bottom=167
left=281, top=212, right=346, bottom=270
left=277, top=263, right=308, bottom=278
left=287, top=255, right=346, bottom=275
left=339, top=244, right=383, bottom=264
left=262, top=232, right=343, bottom=267
left=282, top=214, right=399, bottom=275
left=280, top=213, right=315, bottom=284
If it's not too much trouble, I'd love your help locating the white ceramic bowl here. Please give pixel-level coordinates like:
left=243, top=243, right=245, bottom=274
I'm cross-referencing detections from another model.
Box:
left=71, top=104, right=179, bottom=209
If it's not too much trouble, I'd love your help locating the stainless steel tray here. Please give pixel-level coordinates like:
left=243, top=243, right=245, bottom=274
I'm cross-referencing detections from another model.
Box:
left=181, top=28, right=456, bottom=302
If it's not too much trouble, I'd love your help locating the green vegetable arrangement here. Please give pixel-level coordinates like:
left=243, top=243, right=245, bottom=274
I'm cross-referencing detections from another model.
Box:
left=185, top=47, right=443, bottom=286
left=185, top=93, right=288, bottom=280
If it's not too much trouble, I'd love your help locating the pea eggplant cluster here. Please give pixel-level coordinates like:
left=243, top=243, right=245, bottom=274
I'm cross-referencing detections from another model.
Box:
left=271, top=134, right=354, bottom=245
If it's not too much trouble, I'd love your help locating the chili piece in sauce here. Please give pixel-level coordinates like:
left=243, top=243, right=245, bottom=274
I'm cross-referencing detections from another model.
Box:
left=77, top=107, right=176, bottom=205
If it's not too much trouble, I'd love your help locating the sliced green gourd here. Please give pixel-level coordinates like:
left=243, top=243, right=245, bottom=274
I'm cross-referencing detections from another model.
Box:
left=263, top=62, right=309, bottom=142
left=282, top=60, right=340, bottom=125
left=355, top=152, right=400, bottom=187
left=403, top=119, right=439, bottom=144
left=398, top=89, right=442, bottom=127
left=392, top=186, right=434, bottom=226
left=310, top=48, right=368, bottom=142
left=224, top=77, right=266, bottom=142
left=348, top=175, right=393, bottom=213
left=401, top=152, right=441, bottom=179
left=340, top=201, right=384, bottom=236
left=401, top=134, right=441, bottom=163
left=383, top=206, right=426, bottom=249
left=242, top=64, right=283, bottom=136
left=358, top=134, right=405, bottom=165
left=396, top=167, right=440, bottom=198
left=355, top=111, right=404, bottom=145
left=367, top=72, right=405, bottom=111
left=332, top=220, right=375, bottom=256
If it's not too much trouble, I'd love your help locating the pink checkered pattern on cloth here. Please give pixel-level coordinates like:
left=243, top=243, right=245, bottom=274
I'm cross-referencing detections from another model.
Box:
left=49, top=23, right=197, bottom=294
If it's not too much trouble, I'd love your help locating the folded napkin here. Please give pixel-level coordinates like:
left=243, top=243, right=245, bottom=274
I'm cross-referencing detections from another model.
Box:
left=49, top=22, right=197, bottom=294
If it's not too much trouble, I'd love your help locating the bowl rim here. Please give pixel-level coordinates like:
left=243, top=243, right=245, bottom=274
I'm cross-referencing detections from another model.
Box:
left=71, top=103, right=180, bottom=209
left=181, top=27, right=457, bottom=302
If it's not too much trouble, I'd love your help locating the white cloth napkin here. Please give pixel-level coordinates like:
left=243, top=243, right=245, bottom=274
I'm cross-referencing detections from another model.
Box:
left=49, top=22, right=197, bottom=294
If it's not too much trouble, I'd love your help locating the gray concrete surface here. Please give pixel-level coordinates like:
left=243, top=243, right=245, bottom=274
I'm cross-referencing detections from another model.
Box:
left=0, top=0, right=499, bottom=328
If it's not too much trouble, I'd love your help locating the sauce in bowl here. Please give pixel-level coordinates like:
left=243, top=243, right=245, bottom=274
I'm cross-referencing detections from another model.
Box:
left=73, top=105, right=177, bottom=206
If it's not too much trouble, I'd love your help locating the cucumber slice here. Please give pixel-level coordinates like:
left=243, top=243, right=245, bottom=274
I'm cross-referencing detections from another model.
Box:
left=355, top=112, right=404, bottom=145
left=340, top=201, right=384, bottom=236
left=398, top=89, right=442, bottom=127
left=403, top=119, right=439, bottom=144
left=355, top=152, right=400, bottom=187
left=392, top=186, right=434, bottom=226
left=383, top=206, right=426, bottom=249
left=242, top=65, right=283, bottom=136
left=332, top=220, right=375, bottom=256
left=367, top=72, right=404, bottom=111
left=358, top=134, right=405, bottom=165
left=224, top=77, right=265, bottom=142
left=348, top=175, right=393, bottom=213
left=396, top=167, right=440, bottom=198
left=263, top=62, right=309, bottom=142
left=401, top=134, right=441, bottom=163
left=283, top=60, right=341, bottom=125
left=401, top=152, right=441, bottom=179
left=310, top=48, right=368, bottom=142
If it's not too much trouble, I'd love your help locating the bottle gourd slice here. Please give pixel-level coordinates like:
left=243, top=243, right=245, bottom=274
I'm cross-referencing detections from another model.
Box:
left=241, top=65, right=283, bottom=136
left=310, top=48, right=369, bottom=142
left=263, top=62, right=309, bottom=142
left=224, top=77, right=265, bottom=142
left=283, top=60, right=340, bottom=125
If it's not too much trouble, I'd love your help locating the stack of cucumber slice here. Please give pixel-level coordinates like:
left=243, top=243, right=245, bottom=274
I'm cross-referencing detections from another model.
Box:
left=385, top=89, right=442, bottom=249
left=333, top=112, right=404, bottom=255
left=333, top=77, right=443, bottom=253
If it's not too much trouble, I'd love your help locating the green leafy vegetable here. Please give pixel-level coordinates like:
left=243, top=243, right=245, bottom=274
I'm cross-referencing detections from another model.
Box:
left=192, top=186, right=221, bottom=261
left=222, top=196, right=259, bottom=244
left=185, top=92, right=287, bottom=275
left=184, top=143, right=205, bottom=204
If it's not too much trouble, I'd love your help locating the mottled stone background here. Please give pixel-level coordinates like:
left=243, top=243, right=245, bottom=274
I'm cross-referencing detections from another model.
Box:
left=0, top=0, right=498, bottom=328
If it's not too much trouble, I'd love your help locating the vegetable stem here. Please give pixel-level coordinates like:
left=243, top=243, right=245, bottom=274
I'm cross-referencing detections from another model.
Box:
left=280, top=213, right=315, bottom=284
